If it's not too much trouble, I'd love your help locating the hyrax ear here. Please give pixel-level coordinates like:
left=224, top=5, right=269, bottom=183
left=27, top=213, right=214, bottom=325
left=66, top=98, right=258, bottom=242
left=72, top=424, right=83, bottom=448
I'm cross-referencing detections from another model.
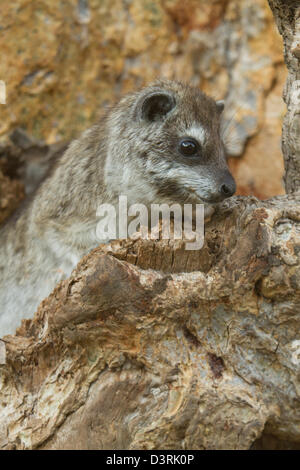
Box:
left=216, top=100, right=225, bottom=113
left=137, top=91, right=176, bottom=122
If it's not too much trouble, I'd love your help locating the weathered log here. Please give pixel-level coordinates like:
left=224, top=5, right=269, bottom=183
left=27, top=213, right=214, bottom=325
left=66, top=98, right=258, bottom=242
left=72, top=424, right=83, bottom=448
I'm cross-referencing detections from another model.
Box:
left=0, top=195, right=299, bottom=450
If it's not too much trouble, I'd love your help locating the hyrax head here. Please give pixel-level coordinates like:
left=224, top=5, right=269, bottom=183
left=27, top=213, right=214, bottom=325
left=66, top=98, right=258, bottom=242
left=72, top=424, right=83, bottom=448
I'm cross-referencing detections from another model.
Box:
left=113, top=80, right=236, bottom=205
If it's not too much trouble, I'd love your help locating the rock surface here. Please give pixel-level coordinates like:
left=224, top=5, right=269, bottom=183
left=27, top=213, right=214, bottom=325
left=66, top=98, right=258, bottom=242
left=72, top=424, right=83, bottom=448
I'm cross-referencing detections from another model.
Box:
left=0, top=0, right=285, bottom=198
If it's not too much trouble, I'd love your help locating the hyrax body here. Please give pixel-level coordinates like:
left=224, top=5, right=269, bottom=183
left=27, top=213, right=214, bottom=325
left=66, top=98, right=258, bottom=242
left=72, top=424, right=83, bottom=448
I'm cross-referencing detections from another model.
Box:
left=0, top=80, right=236, bottom=336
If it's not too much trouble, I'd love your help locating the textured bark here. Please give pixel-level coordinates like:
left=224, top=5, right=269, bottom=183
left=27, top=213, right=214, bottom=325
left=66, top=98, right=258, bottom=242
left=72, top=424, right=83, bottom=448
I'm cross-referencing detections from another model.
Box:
left=269, top=0, right=300, bottom=193
left=0, top=195, right=300, bottom=450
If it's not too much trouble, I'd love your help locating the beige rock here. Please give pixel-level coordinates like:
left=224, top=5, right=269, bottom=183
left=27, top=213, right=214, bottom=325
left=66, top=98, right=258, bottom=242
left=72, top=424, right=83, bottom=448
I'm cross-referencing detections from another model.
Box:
left=0, top=0, right=286, bottom=198
left=229, top=65, right=286, bottom=199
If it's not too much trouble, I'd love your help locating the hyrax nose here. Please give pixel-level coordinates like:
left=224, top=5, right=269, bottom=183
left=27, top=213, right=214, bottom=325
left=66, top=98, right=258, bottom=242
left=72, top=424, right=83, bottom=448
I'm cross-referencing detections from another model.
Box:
left=219, top=174, right=236, bottom=199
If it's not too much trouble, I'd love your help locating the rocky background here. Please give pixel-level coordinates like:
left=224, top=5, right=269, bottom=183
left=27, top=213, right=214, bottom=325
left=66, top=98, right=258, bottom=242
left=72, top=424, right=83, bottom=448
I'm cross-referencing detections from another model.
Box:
left=0, top=0, right=287, bottom=225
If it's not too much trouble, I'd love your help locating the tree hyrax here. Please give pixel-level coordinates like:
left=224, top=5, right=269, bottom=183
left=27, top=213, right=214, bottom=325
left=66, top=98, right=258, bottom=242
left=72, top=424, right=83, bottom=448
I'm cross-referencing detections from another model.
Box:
left=0, top=80, right=236, bottom=336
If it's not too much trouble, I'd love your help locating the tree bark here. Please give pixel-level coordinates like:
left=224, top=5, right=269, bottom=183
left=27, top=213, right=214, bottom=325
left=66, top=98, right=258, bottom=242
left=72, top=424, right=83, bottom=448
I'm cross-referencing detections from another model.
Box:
left=0, top=195, right=300, bottom=450
left=1, top=2, right=300, bottom=451
left=268, top=0, right=300, bottom=193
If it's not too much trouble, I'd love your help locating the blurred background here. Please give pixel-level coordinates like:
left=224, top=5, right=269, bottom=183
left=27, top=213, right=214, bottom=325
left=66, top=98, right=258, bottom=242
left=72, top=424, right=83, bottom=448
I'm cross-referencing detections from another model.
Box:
left=0, top=0, right=286, bottom=223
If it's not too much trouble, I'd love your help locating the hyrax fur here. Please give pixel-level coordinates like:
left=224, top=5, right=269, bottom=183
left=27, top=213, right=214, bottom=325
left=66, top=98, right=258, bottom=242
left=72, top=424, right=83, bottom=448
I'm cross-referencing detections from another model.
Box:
left=0, top=80, right=236, bottom=336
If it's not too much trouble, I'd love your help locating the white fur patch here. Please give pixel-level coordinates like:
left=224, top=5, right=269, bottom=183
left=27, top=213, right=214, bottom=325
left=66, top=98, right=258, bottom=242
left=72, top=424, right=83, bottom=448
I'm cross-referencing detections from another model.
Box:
left=185, top=125, right=206, bottom=144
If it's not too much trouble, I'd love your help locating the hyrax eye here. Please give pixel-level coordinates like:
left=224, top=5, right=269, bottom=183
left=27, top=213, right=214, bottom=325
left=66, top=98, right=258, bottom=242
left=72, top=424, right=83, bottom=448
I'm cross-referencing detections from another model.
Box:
left=179, top=138, right=199, bottom=156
